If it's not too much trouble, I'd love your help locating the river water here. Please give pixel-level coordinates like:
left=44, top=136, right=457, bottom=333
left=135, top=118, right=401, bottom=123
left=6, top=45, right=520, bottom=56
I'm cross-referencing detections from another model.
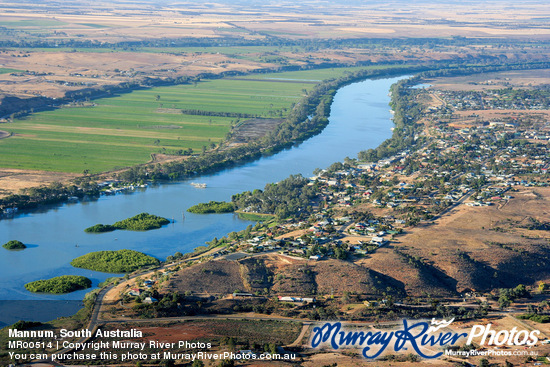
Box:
left=0, top=75, right=408, bottom=323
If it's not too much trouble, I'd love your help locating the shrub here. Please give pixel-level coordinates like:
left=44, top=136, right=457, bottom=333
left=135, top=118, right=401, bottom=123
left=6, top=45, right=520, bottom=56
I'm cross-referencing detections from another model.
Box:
left=3, top=240, right=26, bottom=250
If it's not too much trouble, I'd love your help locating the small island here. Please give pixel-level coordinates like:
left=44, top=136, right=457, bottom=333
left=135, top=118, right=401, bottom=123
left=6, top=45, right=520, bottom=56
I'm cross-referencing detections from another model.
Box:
left=84, top=212, right=170, bottom=233
left=2, top=240, right=26, bottom=250
left=25, top=275, right=91, bottom=294
left=71, top=249, right=160, bottom=273
left=187, top=201, right=235, bottom=214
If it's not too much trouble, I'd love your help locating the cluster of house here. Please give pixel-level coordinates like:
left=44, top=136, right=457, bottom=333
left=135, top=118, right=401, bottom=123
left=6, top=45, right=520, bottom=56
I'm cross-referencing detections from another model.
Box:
left=228, top=87, right=548, bottom=262
left=98, top=180, right=148, bottom=195
left=127, top=279, right=158, bottom=303
left=434, top=88, right=550, bottom=111
left=239, top=212, right=396, bottom=260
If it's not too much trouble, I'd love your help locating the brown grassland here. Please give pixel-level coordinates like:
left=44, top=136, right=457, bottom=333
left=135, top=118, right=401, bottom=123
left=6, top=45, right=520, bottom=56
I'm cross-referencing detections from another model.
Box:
left=0, top=0, right=549, bottom=100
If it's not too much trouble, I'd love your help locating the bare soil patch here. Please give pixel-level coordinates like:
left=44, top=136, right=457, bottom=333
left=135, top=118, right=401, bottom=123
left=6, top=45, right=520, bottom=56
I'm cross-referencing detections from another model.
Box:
left=0, top=168, right=79, bottom=198
left=230, top=118, right=284, bottom=144
left=312, top=260, right=405, bottom=297
left=165, top=260, right=246, bottom=295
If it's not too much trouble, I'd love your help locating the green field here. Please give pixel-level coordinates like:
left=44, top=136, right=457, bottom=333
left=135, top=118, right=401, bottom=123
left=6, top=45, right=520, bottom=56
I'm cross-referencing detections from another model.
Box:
left=0, top=75, right=317, bottom=173
left=0, top=66, right=390, bottom=174
left=77, top=23, right=111, bottom=29
left=0, top=68, right=22, bottom=74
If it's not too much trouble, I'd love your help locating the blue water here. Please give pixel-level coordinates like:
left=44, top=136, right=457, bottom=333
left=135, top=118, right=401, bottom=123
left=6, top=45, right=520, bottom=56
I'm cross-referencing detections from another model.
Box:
left=0, top=76, right=408, bottom=307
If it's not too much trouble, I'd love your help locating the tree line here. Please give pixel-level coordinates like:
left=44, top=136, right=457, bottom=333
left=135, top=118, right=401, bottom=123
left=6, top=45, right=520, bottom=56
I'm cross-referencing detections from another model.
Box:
left=231, top=174, right=317, bottom=220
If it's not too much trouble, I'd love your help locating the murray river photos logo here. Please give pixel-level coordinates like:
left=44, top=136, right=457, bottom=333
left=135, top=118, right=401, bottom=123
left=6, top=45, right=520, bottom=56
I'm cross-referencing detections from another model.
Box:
left=310, top=318, right=540, bottom=359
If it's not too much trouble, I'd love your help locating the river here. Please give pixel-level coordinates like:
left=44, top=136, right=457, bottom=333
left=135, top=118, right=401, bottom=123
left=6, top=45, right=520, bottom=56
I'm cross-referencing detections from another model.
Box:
left=0, top=75, right=408, bottom=324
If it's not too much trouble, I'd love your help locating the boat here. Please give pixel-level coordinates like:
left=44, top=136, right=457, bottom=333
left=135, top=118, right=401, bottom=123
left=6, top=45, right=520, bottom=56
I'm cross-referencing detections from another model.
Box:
left=191, top=182, right=207, bottom=188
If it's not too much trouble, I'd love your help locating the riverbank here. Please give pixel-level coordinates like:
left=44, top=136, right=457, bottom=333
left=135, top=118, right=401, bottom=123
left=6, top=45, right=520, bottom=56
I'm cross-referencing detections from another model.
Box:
left=0, top=64, right=425, bottom=216
left=0, top=74, right=408, bottom=309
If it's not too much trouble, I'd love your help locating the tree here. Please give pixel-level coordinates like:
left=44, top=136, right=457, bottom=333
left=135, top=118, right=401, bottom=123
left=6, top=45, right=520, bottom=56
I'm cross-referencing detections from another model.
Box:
left=218, top=359, right=234, bottom=367
left=342, top=291, right=351, bottom=303
left=264, top=343, right=277, bottom=355
left=160, top=359, right=175, bottom=367
left=498, top=295, right=511, bottom=309
left=479, top=359, right=489, bottom=367
left=191, top=360, right=204, bottom=367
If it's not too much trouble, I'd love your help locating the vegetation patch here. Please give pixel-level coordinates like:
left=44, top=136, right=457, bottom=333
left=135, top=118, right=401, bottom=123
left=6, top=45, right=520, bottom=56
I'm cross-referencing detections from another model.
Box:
left=236, top=212, right=276, bottom=221
left=0, top=68, right=22, bottom=74
left=84, top=212, right=170, bottom=232
left=84, top=223, right=116, bottom=233
left=187, top=201, right=235, bottom=214
left=70, top=249, right=160, bottom=273
left=232, top=174, right=317, bottom=220
left=2, top=240, right=26, bottom=250
left=24, top=275, right=91, bottom=294
left=517, top=314, right=550, bottom=323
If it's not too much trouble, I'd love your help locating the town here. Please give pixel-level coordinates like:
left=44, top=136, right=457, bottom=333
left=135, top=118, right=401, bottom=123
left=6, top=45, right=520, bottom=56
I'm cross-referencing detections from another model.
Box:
left=105, top=70, right=549, bottom=323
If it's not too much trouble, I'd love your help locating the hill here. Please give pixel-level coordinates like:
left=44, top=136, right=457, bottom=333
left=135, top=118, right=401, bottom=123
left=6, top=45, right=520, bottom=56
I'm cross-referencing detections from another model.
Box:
left=165, top=254, right=405, bottom=298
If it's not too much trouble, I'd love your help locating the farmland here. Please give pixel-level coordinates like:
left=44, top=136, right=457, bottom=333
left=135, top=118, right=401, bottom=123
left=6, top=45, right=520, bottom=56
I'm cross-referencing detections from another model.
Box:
left=0, top=73, right=322, bottom=173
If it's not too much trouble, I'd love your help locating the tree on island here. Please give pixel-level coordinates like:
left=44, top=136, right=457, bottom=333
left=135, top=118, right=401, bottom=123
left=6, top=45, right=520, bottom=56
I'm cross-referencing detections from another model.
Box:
left=3, top=240, right=26, bottom=250
left=71, top=249, right=160, bottom=273
left=84, top=213, right=170, bottom=233
left=25, top=275, right=92, bottom=294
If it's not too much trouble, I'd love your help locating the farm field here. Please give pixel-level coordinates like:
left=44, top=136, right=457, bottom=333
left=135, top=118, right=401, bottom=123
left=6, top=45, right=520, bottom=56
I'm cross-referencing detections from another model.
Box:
left=0, top=72, right=321, bottom=173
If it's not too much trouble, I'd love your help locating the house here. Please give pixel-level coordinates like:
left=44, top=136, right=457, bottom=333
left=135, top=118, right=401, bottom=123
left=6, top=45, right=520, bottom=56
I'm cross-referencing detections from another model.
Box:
left=309, top=255, right=322, bottom=261
left=233, top=292, right=254, bottom=298
left=128, top=288, right=142, bottom=297
left=143, top=296, right=158, bottom=304
left=278, top=296, right=316, bottom=303
left=371, top=237, right=388, bottom=246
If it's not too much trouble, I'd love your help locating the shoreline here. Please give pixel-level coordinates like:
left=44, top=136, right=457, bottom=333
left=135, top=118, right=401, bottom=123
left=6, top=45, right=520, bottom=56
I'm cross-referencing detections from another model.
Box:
left=0, top=65, right=425, bottom=219
left=0, top=73, right=408, bottom=319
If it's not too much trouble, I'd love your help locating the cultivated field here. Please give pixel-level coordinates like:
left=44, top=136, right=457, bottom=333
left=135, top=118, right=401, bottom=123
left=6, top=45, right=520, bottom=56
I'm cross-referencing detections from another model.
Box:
left=0, top=73, right=319, bottom=173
